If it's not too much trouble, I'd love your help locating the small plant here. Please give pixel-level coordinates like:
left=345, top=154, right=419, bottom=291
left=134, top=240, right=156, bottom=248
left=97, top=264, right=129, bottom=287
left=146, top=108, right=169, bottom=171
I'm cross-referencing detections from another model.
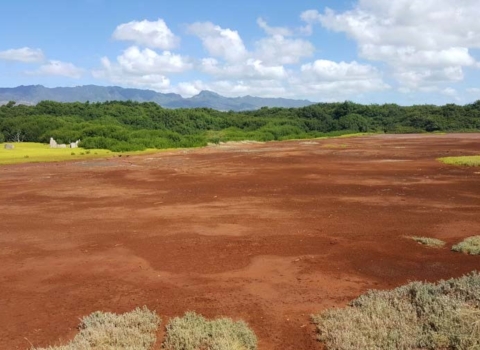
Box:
left=80, top=152, right=85, bottom=155
left=163, top=312, right=257, bottom=350
left=86, top=151, right=91, bottom=155
left=411, top=236, right=446, bottom=248
left=438, top=155, right=480, bottom=167
left=71, top=152, right=75, bottom=155
left=452, top=236, right=480, bottom=255
left=35, top=306, right=160, bottom=350
left=24, top=155, right=29, bottom=158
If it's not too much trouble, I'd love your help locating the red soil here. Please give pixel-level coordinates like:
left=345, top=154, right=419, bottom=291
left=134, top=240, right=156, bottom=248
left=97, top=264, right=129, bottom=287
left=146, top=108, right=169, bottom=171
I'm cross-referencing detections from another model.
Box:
left=1, top=134, right=479, bottom=349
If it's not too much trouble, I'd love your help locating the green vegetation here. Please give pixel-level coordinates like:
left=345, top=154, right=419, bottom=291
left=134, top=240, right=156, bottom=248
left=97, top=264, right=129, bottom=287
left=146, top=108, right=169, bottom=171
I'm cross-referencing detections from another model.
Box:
left=1, top=99, right=479, bottom=152
left=438, top=155, right=480, bottom=167
left=312, top=272, right=480, bottom=350
left=411, top=236, right=446, bottom=248
left=0, top=142, right=115, bottom=164
left=452, top=236, right=480, bottom=255
left=36, top=307, right=160, bottom=350
left=164, top=312, right=257, bottom=350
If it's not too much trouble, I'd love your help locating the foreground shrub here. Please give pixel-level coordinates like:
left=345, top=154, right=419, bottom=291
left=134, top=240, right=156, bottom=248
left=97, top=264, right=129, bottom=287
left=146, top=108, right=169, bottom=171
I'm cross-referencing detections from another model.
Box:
left=163, top=312, right=257, bottom=350
left=452, top=236, right=480, bottom=255
left=312, top=272, right=480, bottom=350
left=411, top=236, right=446, bottom=248
left=36, top=306, right=160, bottom=350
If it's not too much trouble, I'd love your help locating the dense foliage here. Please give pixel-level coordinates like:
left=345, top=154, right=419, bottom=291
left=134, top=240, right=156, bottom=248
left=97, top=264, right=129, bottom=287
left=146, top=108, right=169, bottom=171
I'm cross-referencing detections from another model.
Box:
left=1, top=100, right=480, bottom=151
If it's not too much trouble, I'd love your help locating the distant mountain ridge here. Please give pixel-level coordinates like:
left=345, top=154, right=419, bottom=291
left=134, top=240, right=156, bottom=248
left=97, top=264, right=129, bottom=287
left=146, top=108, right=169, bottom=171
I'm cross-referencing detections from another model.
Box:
left=0, top=85, right=314, bottom=111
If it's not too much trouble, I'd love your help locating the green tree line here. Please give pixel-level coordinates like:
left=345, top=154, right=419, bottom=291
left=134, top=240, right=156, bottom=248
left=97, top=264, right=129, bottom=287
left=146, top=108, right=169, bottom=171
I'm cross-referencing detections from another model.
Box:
left=1, top=100, right=479, bottom=151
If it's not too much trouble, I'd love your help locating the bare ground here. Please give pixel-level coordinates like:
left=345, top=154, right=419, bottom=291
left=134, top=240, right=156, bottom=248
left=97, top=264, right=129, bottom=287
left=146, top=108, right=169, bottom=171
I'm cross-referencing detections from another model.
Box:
left=1, top=134, right=479, bottom=349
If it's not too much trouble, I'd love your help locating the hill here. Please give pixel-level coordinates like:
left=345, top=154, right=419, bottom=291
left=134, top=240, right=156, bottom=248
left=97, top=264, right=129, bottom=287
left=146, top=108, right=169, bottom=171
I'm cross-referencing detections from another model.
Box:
left=0, top=85, right=313, bottom=111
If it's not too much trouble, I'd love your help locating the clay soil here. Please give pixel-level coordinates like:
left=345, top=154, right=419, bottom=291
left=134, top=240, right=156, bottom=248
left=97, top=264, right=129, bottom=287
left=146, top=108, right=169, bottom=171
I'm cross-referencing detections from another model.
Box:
left=1, top=134, right=480, bottom=350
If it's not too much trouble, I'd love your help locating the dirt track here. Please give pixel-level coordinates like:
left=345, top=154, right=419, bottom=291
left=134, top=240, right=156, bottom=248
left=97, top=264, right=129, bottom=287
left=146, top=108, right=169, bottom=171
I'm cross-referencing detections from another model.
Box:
left=1, top=134, right=479, bottom=349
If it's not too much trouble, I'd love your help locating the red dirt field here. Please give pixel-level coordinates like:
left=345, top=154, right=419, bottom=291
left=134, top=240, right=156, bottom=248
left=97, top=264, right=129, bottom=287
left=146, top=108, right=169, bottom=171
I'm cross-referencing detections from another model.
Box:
left=1, top=134, right=480, bottom=350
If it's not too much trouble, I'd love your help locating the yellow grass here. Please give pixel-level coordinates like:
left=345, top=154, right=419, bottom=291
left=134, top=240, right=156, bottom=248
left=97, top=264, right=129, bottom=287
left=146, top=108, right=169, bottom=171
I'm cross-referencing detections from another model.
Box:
left=0, top=143, right=158, bottom=165
left=438, top=155, right=480, bottom=167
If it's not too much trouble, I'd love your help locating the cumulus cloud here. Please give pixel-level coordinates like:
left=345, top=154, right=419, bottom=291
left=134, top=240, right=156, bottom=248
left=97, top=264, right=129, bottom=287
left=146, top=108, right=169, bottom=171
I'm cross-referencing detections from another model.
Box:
left=115, top=46, right=192, bottom=74
left=96, top=17, right=388, bottom=99
left=304, top=0, right=480, bottom=89
left=93, top=46, right=191, bottom=91
left=257, top=18, right=293, bottom=36
left=113, top=19, right=180, bottom=50
left=187, top=22, right=248, bottom=63
left=0, top=47, right=45, bottom=63
left=254, top=35, right=315, bottom=65
left=200, top=57, right=287, bottom=80
left=301, top=59, right=380, bottom=81
left=27, top=60, right=83, bottom=78
left=294, top=59, right=389, bottom=98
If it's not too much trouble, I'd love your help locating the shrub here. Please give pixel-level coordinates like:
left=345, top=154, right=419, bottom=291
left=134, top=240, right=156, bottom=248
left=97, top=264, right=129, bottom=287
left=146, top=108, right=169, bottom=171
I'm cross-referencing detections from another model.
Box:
left=163, top=312, right=257, bottom=350
left=411, top=236, right=446, bottom=248
left=35, top=306, right=160, bottom=350
left=452, top=236, right=480, bottom=255
left=312, top=272, right=480, bottom=350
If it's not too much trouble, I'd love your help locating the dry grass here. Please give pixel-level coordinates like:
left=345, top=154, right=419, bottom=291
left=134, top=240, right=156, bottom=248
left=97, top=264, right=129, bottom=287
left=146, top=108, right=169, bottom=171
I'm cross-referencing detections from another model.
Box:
left=163, top=312, right=257, bottom=350
left=411, top=236, right=446, bottom=248
left=35, top=307, right=160, bottom=350
left=438, top=155, right=480, bottom=167
left=452, top=236, right=480, bottom=255
left=312, top=272, right=480, bottom=350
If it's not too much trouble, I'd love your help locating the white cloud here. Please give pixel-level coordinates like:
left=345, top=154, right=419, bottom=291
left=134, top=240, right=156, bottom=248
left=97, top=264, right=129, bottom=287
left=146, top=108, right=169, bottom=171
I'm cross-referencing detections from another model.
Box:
left=305, top=1, right=480, bottom=89
left=92, top=46, right=191, bottom=91
left=295, top=59, right=389, bottom=98
left=257, top=18, right=293, bottom=36
left=200, top=57, right=287, bottom=80
left=394, top=66, right=464, bottom=89
left=466, top=88, right=480, bottom=95
left=360, top=46, right=476, bottom=68
left=113, top=19, right=180, bottom=50
left=187, top=22, right=248, bottom=63
left=28, top=60, right=83, bottom=78
left=116, top=46, right=192, bottom=74
left=301, top=59, right=380, bottom=81
left=0, top=47, right=45, bottom=63
left=93, top=57, right=171, bottom=91
left=254, top=35, right=315, bottom=65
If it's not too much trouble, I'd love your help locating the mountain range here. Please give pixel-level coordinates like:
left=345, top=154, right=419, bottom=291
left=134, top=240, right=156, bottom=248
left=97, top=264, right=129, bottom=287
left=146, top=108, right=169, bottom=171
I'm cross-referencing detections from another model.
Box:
left=0, top=85, right=314, bottom=111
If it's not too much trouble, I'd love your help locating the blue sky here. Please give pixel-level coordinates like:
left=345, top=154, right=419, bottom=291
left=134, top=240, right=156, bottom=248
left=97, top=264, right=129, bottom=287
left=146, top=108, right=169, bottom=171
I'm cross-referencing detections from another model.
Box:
left=1, top=0, right=480, bottom=105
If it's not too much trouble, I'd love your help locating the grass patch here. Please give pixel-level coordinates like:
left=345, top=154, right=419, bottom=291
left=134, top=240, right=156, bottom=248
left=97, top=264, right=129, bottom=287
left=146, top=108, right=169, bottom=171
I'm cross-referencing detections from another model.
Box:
left=0, top=142, right=159, bottom=165
left=322, top=143, right=348, bottom=149
left=411, top=236, right=446, bottom=248
left=452, top=236, right=480, bottom=255
left=35, top=306, right=160, bottom=350
left=438, top=155, right=480, bottom=167
left=312, top=272, right=480, bottom=350
left=163, top=312, right=257, bottom=350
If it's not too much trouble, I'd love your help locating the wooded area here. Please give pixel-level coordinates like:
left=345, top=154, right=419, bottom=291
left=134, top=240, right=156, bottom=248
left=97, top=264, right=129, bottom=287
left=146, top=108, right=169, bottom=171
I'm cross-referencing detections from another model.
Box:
left=1, top=100, right=479, bottom=151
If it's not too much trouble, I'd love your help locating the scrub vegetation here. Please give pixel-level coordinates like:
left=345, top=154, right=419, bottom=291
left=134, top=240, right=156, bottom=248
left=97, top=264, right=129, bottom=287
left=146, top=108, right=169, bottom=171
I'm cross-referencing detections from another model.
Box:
left=312, top=272, right=480, bottom=350
left=452, top=236, right=480, bottom=255
left=35, top=309, right=257, bottom=350
left=411, top=236, right=446, bottom=248
left=35, top=307, right=160, bottom=350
